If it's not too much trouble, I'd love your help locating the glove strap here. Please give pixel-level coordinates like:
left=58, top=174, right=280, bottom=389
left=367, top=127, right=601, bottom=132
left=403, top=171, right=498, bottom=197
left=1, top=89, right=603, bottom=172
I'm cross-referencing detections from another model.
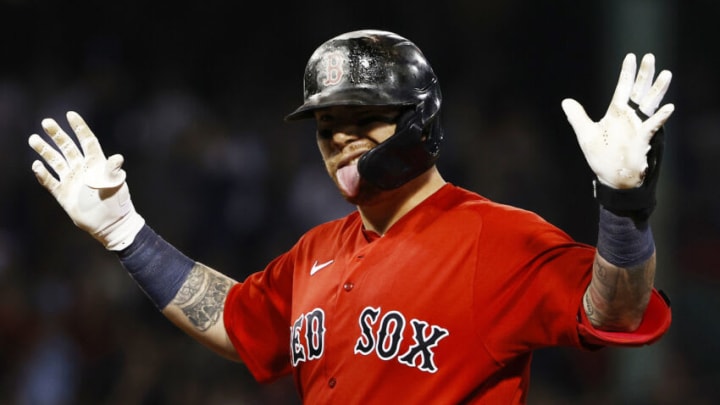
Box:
left=627, top=100, right=650, bottom=120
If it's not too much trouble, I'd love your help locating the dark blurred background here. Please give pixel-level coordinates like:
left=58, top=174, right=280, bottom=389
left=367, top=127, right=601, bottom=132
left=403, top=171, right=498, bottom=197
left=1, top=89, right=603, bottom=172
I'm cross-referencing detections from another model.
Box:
left=1, top=0, right=718, bottom=403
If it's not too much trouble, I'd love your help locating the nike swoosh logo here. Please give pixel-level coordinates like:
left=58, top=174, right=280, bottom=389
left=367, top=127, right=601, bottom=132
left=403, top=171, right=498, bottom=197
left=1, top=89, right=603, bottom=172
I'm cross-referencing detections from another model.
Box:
left=310, top=259, right=334, bottom=276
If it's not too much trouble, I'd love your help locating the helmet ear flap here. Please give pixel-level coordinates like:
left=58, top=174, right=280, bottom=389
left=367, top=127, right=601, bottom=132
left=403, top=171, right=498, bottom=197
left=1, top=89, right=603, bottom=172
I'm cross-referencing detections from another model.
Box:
left=415, top=85, right=443, bottom=157
left=424, top=112, right=443, bottom=157
left=358, top=107, right=441, bottom=190
left=397, top=107, right=423, bottom=137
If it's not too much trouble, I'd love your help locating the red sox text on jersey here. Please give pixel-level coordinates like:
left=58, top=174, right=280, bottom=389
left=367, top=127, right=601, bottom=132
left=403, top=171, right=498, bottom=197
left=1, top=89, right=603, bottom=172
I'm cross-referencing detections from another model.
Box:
left=291, top=306, right=450, bottom=373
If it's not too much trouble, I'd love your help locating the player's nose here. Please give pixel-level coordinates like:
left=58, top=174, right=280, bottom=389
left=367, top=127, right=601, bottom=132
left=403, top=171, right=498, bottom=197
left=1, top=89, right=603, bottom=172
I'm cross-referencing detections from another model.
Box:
left=330, top=126, right=361, bottom=146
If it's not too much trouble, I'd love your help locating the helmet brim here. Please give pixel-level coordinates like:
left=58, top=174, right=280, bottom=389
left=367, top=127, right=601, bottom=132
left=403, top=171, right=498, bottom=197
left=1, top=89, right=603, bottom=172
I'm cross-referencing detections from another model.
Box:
left=284, top=88, right=416, bottom=121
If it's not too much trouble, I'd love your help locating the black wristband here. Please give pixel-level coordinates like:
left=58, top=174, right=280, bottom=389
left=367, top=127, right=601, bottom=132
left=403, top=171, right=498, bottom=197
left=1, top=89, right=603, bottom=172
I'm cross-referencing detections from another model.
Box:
left=597, top=206, right=654, bottom=267
left=117, top=224, right=194, bottom=310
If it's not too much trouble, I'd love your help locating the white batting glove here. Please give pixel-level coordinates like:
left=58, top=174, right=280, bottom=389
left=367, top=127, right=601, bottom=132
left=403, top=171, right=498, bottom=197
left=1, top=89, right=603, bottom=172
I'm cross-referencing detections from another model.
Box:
left=28, top=111, right=145, bottom=251
left=561, top=53, right=675, bottom=189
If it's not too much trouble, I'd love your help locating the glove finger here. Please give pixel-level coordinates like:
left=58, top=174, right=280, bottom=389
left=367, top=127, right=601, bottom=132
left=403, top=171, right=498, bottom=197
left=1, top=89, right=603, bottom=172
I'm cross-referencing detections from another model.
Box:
left=561, top=98, right=594, bottom=143
left=610, top=53, right=637, bottom=107
left=31, top=159, right=61, bottom=195
left=28, top=133, right=70, bottom=179
left=86, top=153, right=127, bottom=189
left=641, top=103, right=675, bottom=142
left=630, top=53, right=655, bottom=105
left=41, top=118, right=83, bottom=170
left=639, top=70, right=672, bottom=117
left=67, top=111, right=107, bottom=162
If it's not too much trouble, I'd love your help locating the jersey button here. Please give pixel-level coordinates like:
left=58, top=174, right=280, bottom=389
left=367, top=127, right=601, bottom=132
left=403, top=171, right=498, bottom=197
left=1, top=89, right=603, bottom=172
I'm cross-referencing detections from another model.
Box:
left=328, top=377, right=337, bottom=388
left=343, top=282, right=354, bottom=291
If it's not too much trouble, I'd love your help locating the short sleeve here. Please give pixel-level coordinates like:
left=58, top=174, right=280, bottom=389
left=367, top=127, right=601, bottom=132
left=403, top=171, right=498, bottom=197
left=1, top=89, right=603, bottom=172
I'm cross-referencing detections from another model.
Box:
left=223, top=253, right=295, bottom=383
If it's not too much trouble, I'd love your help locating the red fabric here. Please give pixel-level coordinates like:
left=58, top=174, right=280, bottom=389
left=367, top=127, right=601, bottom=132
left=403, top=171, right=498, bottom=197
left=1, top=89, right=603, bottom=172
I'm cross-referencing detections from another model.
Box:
left=578, top=289, right=671, bottom=347
left=223, top=184, right=672, bottom=404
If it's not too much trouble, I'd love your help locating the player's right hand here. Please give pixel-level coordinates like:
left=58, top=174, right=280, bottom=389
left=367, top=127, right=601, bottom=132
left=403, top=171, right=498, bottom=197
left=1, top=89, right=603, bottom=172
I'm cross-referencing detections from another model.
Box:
left=28, top=111, right=145, bottom=251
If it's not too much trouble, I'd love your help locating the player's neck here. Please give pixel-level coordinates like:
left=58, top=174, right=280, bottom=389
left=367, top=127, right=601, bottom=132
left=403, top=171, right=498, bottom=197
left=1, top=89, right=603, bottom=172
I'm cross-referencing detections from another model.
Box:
left=357, top=167, right=446, bottom=236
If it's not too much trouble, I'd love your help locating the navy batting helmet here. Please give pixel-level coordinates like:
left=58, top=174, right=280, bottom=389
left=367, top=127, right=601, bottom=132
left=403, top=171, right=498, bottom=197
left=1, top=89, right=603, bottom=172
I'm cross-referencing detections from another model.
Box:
left=285, top=29, right=443, bottom=190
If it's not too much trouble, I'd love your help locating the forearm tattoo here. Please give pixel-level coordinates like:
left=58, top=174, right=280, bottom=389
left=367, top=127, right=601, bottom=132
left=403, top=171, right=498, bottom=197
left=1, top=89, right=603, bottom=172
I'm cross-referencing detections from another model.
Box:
left=583, top=288, right=596, bottom=321
left=171, top=264, right=233, bottom=331
left=586, top=255, right=654, bottom=329
left=592, top=257, right=619, bottom=302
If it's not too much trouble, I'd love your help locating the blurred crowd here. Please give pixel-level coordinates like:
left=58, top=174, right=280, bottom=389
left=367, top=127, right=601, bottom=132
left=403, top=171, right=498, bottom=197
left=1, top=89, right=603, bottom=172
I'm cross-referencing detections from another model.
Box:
left=1, top=0, right=719, bottom=403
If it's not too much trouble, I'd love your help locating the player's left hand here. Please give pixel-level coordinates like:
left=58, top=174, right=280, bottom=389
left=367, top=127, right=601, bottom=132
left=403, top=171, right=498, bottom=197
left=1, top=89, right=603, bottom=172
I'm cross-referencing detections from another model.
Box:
left=561, top=53, right=675, bottom=189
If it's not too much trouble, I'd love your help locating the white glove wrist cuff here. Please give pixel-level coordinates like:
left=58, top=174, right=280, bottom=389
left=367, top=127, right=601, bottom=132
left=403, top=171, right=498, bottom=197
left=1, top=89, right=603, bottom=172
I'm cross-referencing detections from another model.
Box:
left=98, top=210, right=146, bottom=251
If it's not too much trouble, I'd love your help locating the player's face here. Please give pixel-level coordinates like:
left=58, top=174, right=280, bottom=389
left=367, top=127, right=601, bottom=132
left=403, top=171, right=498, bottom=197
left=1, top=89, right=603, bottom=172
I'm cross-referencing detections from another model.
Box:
left=314, top=105, right=401, bottom=204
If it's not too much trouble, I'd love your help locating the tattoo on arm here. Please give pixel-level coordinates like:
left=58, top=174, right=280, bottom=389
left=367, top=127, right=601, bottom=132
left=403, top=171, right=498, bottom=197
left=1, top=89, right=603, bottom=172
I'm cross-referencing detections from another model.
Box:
left=586, top=254, right=655, bottom=330
left=171, top=265, right=233, bottom=332
left=592, top=257, right=619, bottom=302
left=583, top=289, right=597, bottom=324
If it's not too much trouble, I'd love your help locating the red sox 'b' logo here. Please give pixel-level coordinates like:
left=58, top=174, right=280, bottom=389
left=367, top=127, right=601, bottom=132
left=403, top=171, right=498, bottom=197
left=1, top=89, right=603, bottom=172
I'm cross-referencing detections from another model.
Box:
left=291, top=306, right=449, bottom=373
left=322, top=52, right=344, bottom=86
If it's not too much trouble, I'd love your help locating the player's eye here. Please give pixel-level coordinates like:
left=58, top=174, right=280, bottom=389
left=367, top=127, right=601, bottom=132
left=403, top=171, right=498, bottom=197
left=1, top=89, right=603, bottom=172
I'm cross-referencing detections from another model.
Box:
left=317, top=128, right=333, bottom=140
left=357, top=115, right=396, bottom=127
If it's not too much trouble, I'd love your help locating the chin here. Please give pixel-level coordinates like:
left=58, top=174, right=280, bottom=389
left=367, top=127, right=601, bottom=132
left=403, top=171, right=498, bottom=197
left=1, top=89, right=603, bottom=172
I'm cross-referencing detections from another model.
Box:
left=342, top=182, right=387, bottom=206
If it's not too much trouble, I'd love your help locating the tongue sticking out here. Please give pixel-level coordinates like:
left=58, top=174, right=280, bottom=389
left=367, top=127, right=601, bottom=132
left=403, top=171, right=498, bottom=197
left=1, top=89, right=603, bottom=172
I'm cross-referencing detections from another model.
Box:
left=337, top=164, right=361, bottom=197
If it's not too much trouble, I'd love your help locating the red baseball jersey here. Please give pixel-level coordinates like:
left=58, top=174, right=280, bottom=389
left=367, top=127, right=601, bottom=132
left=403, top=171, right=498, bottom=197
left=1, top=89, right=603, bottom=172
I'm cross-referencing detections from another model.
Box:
left=223, top=184, right=671, bottom=404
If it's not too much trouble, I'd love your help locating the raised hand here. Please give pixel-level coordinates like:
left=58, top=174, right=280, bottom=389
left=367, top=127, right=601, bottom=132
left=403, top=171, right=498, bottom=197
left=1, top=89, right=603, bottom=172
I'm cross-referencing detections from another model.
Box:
left=28, top=111, right=144, bottom=250
left=561, top=53, right=674, bottom=189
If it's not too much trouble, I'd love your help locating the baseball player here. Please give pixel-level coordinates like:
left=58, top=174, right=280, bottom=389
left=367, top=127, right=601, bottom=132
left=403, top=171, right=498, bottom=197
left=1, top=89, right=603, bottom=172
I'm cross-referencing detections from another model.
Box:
left=28, top=30, right=674, bottom=403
